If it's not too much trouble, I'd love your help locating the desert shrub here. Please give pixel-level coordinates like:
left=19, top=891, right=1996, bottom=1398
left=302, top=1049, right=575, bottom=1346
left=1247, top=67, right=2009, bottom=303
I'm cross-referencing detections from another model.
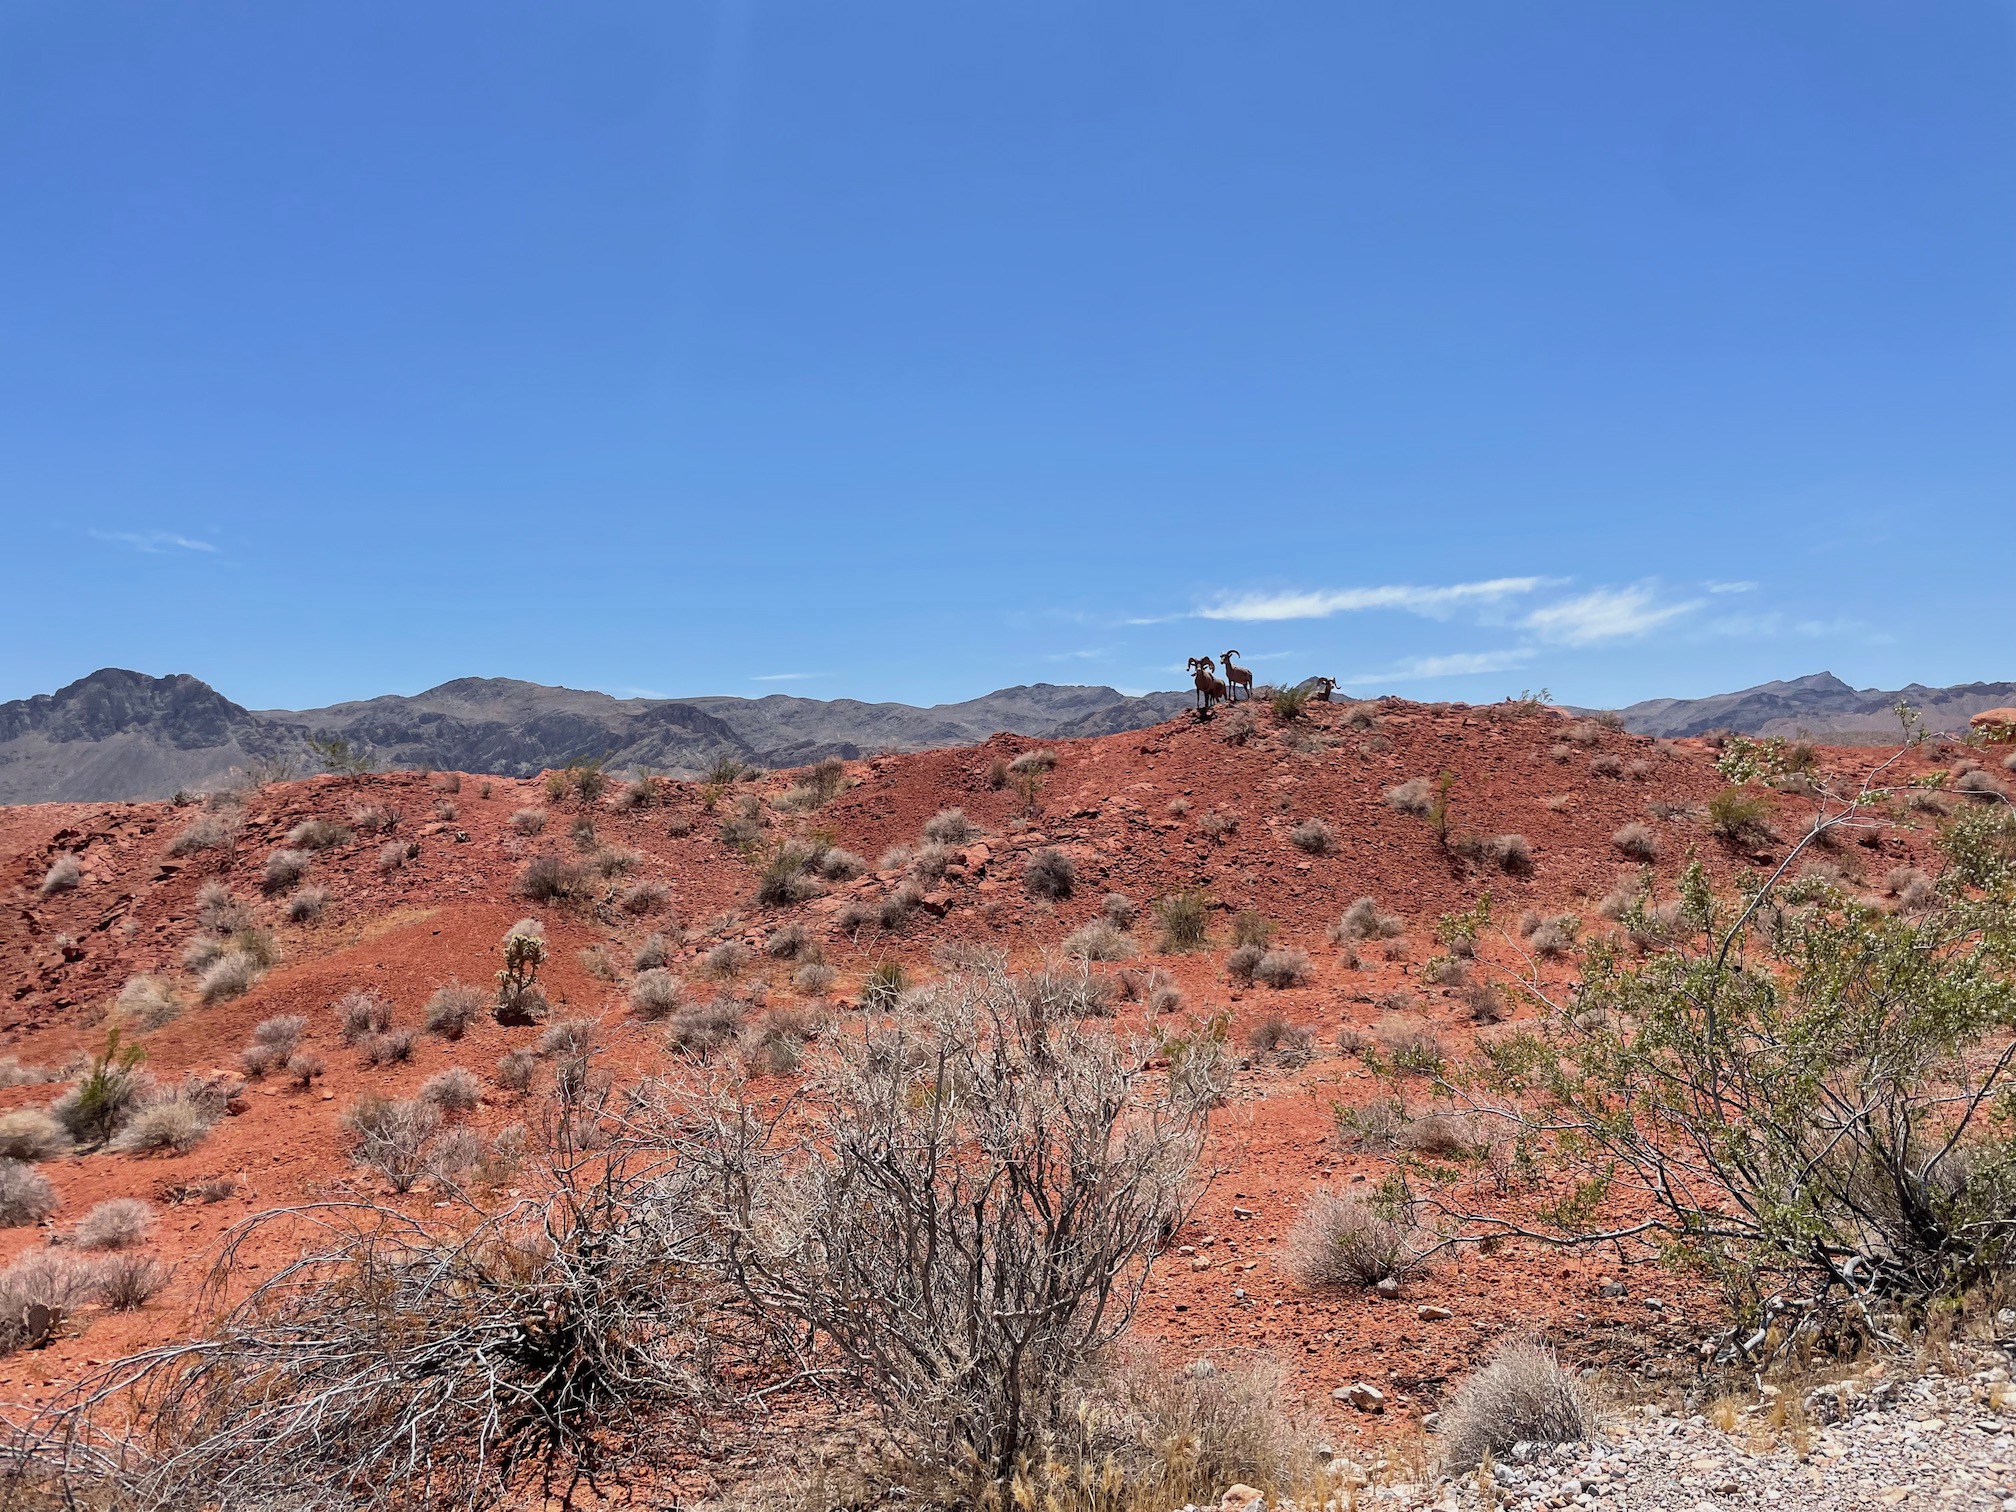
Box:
left=378, top=839, right=418, bottom=872
left=1612, top=822, right=1660, bottom=861
left=922, top=807, right=977, bottom=844
left=1288, top=819, right=1335, bottom=855
left=361, top=1029, right=417, bottom=1067
left=1908, top=789, right=1953, bottom=816
left=1589, top=752, right=1623, bottom=778
left=335, top=990, right=393, bottom=1045
left=1384, top=778, right=1433, bottom=815
left=1284, top=1188, right=1424, bottom=1287
left=285, top=1051, right=325, bottom=1089
left=287, top=818, right=351, bottom=851
left=515, top=854, right=583, bottom=903
left=0, top=1161, right=58, bottom=1227
left=37, top=854, right=82, bottom=897
left=252, top=1014, right=307, bottom=1054
left=1100, top=893, right=1137, bottom=929
left=1399, top=1110, right=1480, bottom=1157
left=197, top=950, right=265, bottom=1004
left=1374, top=1017, right=1444, bottom=1072
left=1957, top=770, right=2008, bottom=802
left=1197, top=810, right=1238, bottom=842
left=629, top=968, right=685, bottom=1021
left=586, top=846, right=640, bottom=880
left=0, top=1110, right=68, bottom=1163
left=1228, top=911, right=1274, bottom=951
left=0, top=1251, right=95, bottom=1352
left=765, top=922, right=811, bottom=960
left=433, top=800, right=458, bottom=822
left=1268, top=683, right=1311, bottom=722
left=495, top=919, right=547, bottom=1025
left=92, top=1252, right=170, bottom=1311
left=632, top=932, right=671, bottom=972
left=619, top=879, right=670, bottom=915
left=110, top=1087, right=221, bottom=1156
left=343, top=1096, right=443, bottom=1194
left=193, top=881, right=250, bottom=933
left=1225, top=943, right=1263, bottom=986
left=510, top=807, right=546, bottom=835
left=690, top=960, right=1210, bottom=1481
left=1331, top=896, right=1403, bottom=943
left=1018, top=964, right=1115, bottom=1020
left=1437, top=1342, right=1596, bottom=1473
left=576, top=944, right=620, bottom=982
left=423, top=982, right=483, bottom=1040
left=1254, top=948, right=1311, bottom=989
left=1023, top=848, right=1075, bottom=900
left=51, top=1032, right=149, bottom=1147
left=1062, top=919, right=1134, bottom=962
left=740, top=1007, right=818, bottom=1077
left=877, top=882, right=923, bottom=930
left=1461, top=980, right=1508, bottom=1024
left=114, top=974, right=184, bottom=1031
left=537, top=1019, right=597, bottom=1061
left=1486, top=833, right=1532, bottom=874
left=794, top=961, right=838, bottom=996
left=861, top=960, right=910, bottom=1011
left=495, top=1048, right=537, bottom=1094
left=1705, top=785, right=1774, bottom=844
left=835, top=899, right=877, bottom=934
left=1008, top=749, right=1057, bottom=775
left=702, top=940, right=746, bottom=981
left=347, top=803, right=400, bottom=834
left=756, top=842, right=823, bottom=906
left=287, top=886, right=330, bottom=923
left=876, top=844, right=913, bottom=874
left=419, top=1067, right=482, bottom=1114
left=1154, top=889, right=1211, bottom=952
left=1525, top=914, right=1577, bottom=959
left=1247, top=1016, right=1314, bottom=1068
left=1166, top=796, right=1192, bottom=817
left=261, top=848, right=313, bottom=894
left=816, top=847, right=867, bottom=881
left=168, top=812, right=240, bottom=856
left=664, top=813, right=694, bottom=838
left=75, top=1197, right=155, bottom=1251
left=909, top=841, right=955, bottom=882
left=665, top=997, right=746, bottom=1059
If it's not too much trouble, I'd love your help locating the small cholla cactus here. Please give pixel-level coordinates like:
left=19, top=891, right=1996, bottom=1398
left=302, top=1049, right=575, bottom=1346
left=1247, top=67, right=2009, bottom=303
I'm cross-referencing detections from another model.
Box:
left=495, top=919, right=547, bottom=1024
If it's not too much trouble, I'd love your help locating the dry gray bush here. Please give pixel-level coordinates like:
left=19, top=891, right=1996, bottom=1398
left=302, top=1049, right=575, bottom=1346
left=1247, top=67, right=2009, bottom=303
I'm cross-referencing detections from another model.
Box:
left=538, top=1019, right=597, bottom=1059
left=765, top=922, right=811, bottom=959
left=1330, top=896, right=1403, bottom=943
left=1062, top=919, right=1134, bottom=962
left=629, top=968, right=685, bottom=1021
left=816, top=847, right=867, bottom=881
left=1101, top=892, right=1137, bottom=929
left=378, top=838, right=417, bottom=872
left=261, top=848, right=312, bottom=894
left=361, top=1029, right=417, bottom=1067
left=167, top=812, right=239, bottom=856
left=424, top=982, right=484, bottom=1039
left=793, top=961, right=837, bottom=996
left=664, top=997, right=745, bottom=1059
left=922, top=807, right=977, bottom=844
left=418, top=1067, right=481, bottom=1114
left=347, top=803, right=399, bottom=834
left=1612, top=822, right=1660, bottom=861
left=196, top=951, right=265, bottom=1005
left=510, top=807, right=547, bottom=835
left=0, top=1160, right=57, bottom=1226
left=194, top=882, right=251, bottom=933
left=1254, top=948, right=1311, bottom=989
left=37, top=855, right=81, bottom=897
left=1288, top=819, right=1335, bottom=855
left=1283, top=1188, right=1425, bottom=1288
left=113, top=974, right=183, bottom=1031
left=92, top=1251, right=169, bottom=1311
left=632, top=932, right=671, bottom=971
left=495, top=1048, right=537, bottom=1094
left=1226, top=942, right=1263, bottom=986
left=287, top=885, right=330, bottom=923
left=702, top=940, right=746, bottom=981
left=1436, top=1340, right=1596, bottom=1473
left=688, top=960, right=1209, bottom=1481
left=1384, top=777, right=1433, bottom=815
left=1247, top=1016, right=1315, bottom=1068
left=74, top=1197, right=155, bottom=1251
left=342, top=1096, right=443, bottom=1193
left=1024, top=847, right=1076, bottom=899
left=336, top=989, right=393, bottom=1045
left=0, top=1110, right=67, bottom=1163
left=287, top=818, right=350, bottom=851
left=619, top=879, right=670, bottom=915
left=110, top=1086, right=223, bottom=1156
left=286, top=1051, right=325, bottom=1090
left=0, top=1251, right=94, bottom=1352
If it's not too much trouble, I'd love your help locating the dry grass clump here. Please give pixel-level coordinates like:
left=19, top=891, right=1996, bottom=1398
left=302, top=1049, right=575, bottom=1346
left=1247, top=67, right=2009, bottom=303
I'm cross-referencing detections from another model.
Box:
left=1288, top=819, right=1335, bottom=855
left=285, top=1051, right=325, bottom=1090
left=287, top=818, right=351, bottom=851
left=287, top=886, right=330, bottom=923
left=1436, top=1341, right=1596, bottom=1473
left=74, top=1197, right=155, bottom=1251
left=1519, top=911, right=1578, bottom=960
left=378, top=839, right=418, bottom=872
left=240, top=1015, right=308, bottom=1078
left=423, top=982, right=484, bottom=1040
left=631, top=932, right=671, bottom=971
left=576, top=944, right=620, bottom=983
left=1611, top=822, right=1660, bottom=861
left=109, top=1085, right=223, bottom=1156
left=495, top=1048, right=537, bottom=1094
left=739, top=1006, right=820, bottom=1077
left=703, top=940, right=747, bottom=981
left=168, top=812, right=239, bottom=856
left=766, top=922, right=812, bottom=959
left=515, top=854, right=584, bottom=903
left=794, top=961, right=838, bottom=996
left=360, top=1029, right=417, bottom=1067
left=0, top=1161, right=58, bottom=1226
left=629, top=968, right=686, bottom=1022
left=922, top=807, right=978, bottom=844
left=38, top=855, right=82, bottom=897
left=537, top=1019, right=597, bottom=1060
left=194, top=882, right=252, bottom=933
left=1706, top=784, right=1775, bottom=843
left=1247, top=1016, right=1315, bottom=1068
left=1589, top=752, right=1623, bottom=778
left=1197, top=810, right=1238, bottom=842
left=1399, top=1110, right=1481, bottom=1157
left=1330, top=896, right=1403, bottom=944
left=1154, top=889, right=1211, bottom=952
left=113, top=974, right=184, bottom=1031
left=1062, top=919, right=1134, bottom=962
left=418, top=1067, right=481, bottom=1114
left=1461, top=980, right=1508, bottom=1024
left=1253, top=948, right=1311, bottom=989
left=261, top=848, right=313, bottom=895
left=1023, top=848, right=1076, bottom=899
left=94, top=1251, right=171, bottom=1311
left=0, top=1110, right=68, bottom=1163
left=0, top=1250, right=95, bottom=1350
left=587, top=846, right=640, bottom=879
left=1100, top=893, right=1137, bottom=929
left=908, top=841, right=955, bottom=883
left=347, top=803, right=399, bottom=834
left=336, top=990, right=394, bottom=1045
left=1225, top=943, right=1264, bottom=986
left=1451, top=831, right=1532, bottom=875
left=1008, top=749, right=1057, bottom=775
left=197, top=951, right=267, bottom=1005
left=619, top=879, right=671, bottom=915
left=342, top=1095, right=442, bottom=1193
left=816, top=847, right=867, bottom=881
left=1284, top=1189, right=1423, bottom=1287
left=664, top=997, right=746, bottom=1059
left=510, top=807, right=547, bottom=835
left=1957, top=769, right=2008, bottom=802
left=1384, top=777, right=1433, bottom=815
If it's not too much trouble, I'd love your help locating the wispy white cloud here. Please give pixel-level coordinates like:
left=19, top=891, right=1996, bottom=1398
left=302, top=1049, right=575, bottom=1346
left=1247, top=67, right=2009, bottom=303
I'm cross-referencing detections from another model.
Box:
left=1043, top=648, right=1110, bottom=662
left=1523, top=585, right=1700, bottom=646
left=90, top=529, right=218, bottom=555
left=1704, top=580, right=1758, bottom=594
left=1342, top=649, right=1536, bottom=685
left=1701, top=611, right=1880, bottom=643
left=751, top=672, right=827, bottom=682
left=1196, top=577, right=1548, bottom=623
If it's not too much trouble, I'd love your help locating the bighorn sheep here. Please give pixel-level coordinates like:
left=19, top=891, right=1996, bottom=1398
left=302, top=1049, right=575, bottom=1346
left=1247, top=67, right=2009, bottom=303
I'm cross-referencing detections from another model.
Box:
left=1308, top=676, right=1337, bottom=702
left=1187, top=656, right=1227, bottom=711
left=1220, top=651, right=1253, bottom=702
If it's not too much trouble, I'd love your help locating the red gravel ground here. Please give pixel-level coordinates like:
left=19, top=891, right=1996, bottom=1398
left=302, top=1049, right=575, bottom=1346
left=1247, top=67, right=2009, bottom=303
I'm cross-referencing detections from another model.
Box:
left=0, top=698, right=1964, bottom=1474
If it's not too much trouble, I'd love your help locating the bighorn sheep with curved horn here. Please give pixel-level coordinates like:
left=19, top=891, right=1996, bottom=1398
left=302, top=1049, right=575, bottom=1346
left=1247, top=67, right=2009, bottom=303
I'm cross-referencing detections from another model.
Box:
left=1308, top=676, right=1337, bottom=702
left=1187, top=656, right=1227, bottom=711
left=1220, top=651, right=1253, bottom=703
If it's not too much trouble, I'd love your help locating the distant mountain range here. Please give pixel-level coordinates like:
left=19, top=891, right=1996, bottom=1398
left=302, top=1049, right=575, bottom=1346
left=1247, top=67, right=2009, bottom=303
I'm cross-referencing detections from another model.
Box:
left=4, top=667, right=2010, bottom=804
left=0, top=669, right=1195, bottom=804
left=1604, top=671, right=2016, bottom=743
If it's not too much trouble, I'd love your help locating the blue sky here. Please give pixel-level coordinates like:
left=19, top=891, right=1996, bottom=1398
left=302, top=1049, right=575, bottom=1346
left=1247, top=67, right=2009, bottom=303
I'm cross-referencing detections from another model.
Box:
left=2, top=2, right=2011, bottom=711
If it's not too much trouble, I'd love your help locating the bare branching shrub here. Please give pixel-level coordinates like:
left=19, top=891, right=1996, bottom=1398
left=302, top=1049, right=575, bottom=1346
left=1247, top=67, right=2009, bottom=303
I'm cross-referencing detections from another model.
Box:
left=703, top=940, right=746, bottom=981
left=74, top=1197, right=155, bottom=1251
left=1226, top=943, right=1263, bottom=986
left=1288, top=819, right=1335, bottom=855
left=342, top=1096, right=443, bottom=1193
left=693, top=961, right=1208, bottom=1480
left=0, top=1110, right=68, bottom=1163
left=922, top=807, right=977, bottom=844
left=1023, top=847, right=1076, bottom=899
left=510, top=807, right=547, bottom=835
left=94, top=1252, right=170, bottom=1311
left=38, top=855, right=82, bottom=897
left=285, top=1051, right=324, bottom=1089
left=1284, top=1188, right=1425, bottom=1288
left=1437, top=1342, right=1596, bottom=1473
left=1063, top=919, right=1134, bottom=962
left=1154, top=889, right=1211, bottom=952
left=1254, top=948, right=1311, bottom=989
left=0, top=1251, right=93, bottom=1351
left=424, top=982, right=483, bottom=1040
left=113, top=974, right=184, bottom=1031
left=1384, top=777, right=1432, bottom=815
left=793, top=961, right=838, bottom=996
left=1331, top=896, right=1403, bottom=943
left=336, top=990, right=393, bottom=1044
left=419, top=1067, right=482, bottom=1114
left=1612, top=822, right=1660, bottom=861
left=629, top=968, right=685, bottom=1022
left=515, top=854, right=584, bottom=903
